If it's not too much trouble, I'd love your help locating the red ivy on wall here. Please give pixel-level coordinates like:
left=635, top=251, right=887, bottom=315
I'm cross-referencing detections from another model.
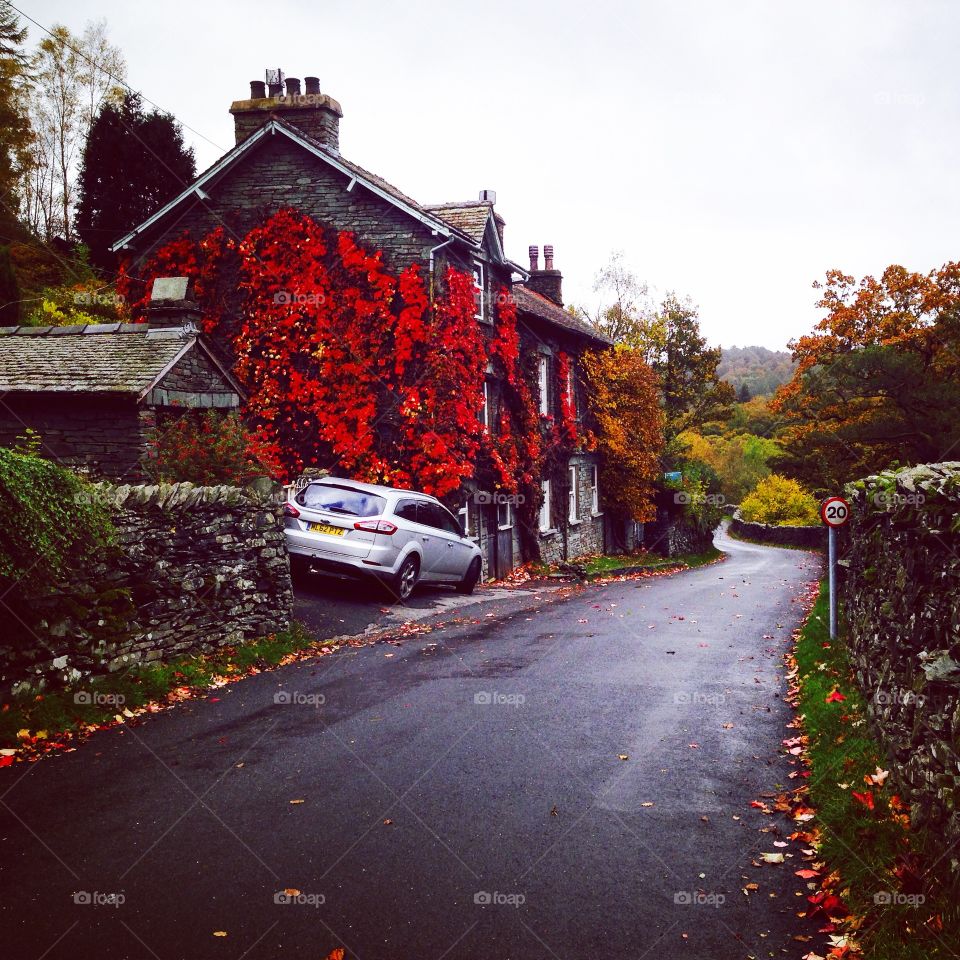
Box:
left=123, top=210, right=495, bottom=497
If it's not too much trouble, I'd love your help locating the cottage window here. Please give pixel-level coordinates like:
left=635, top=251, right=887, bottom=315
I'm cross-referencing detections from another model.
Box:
left=538, top=355, right=549, bottom=415
left=474, top=263, right=485, bottom=322
left=590, top=464, right=599, bottom=513
left=481, top=380, right=490, bottom=429
left=458, top=500, right=473, bottom=538
left=497, top=501, right=512, bottom=529
left=539, top=480, right=552, bottom=533
left=567, top=364, right=577, bottom=417
left=568, top=465, right=579, bottom=523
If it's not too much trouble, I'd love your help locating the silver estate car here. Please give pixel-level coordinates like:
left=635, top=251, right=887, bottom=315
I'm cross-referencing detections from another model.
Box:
left=284, top=477, right=483, bottom=601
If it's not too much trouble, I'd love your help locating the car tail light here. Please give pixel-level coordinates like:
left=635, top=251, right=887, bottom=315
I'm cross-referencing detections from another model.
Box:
left=284, top=503, right=300, bottom=518
left=354, top=519, right=397, bottom=535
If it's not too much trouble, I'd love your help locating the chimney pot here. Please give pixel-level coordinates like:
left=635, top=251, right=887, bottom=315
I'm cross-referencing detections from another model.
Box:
left=249, top=80, right=266, bottom=99
left=544, top=244, right=555, bottom=271
left=479, top=188, right=497, bottom=204
left=305, top=76, right=320, bottom=95
left=147, top=277, right=200, bottom=331
left=285, top=77, right=301, bottom=96
left=268, top=80, right=283, bottom=97
left=528, top=245, right=539, bottom=272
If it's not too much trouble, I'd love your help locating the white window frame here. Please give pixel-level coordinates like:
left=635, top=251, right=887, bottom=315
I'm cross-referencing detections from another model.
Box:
left=538, top=355, right=549, bottom=415
left=568, top=465, right=579, bottom=523
left=458, top=499, right=476, bottom=540
left=497, top=500, right=512, bottom=530
left=590, top=464, right=600, bottom=514
left=567, top=364, right=577, bottom=417
left=473, top=262, right=485, bottom=322
left=539, top=480, right=552, bottom=533
left=481, top=380, right=489, bottom=429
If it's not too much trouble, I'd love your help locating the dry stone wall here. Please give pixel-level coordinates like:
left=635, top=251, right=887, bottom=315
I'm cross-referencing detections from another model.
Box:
left=842, top=462, right=960, bottom=867
left=1, top=478, right=293, bottom=697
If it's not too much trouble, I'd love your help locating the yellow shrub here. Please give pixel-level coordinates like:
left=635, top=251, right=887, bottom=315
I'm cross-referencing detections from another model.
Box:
left=740, top=474, right=819, bottom=526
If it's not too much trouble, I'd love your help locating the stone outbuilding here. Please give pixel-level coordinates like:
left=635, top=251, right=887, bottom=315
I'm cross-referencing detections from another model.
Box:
left=0, top=279, right=244, bottom=480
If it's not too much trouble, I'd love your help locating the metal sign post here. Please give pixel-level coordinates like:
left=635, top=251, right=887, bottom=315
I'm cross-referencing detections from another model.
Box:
left=820, top=496, right=850, bottom=640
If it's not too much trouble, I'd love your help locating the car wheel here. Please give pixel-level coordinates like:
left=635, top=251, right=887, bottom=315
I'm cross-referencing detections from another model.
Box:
left=388, top=555, right=420, bottom=602
left=456, top=557, right=482, bottom=595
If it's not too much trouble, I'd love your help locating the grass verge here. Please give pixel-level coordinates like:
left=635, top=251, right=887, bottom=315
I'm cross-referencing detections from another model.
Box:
left=0, top=622, right=318, bottom=756
left=792, top=582, right=957, bottom=959
left=582, top=545, right=724, bottom=576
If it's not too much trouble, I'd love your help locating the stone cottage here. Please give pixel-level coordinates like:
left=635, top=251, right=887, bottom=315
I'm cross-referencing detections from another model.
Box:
left=0, top=279, right=244, bottom=480
left=111, top=74, right=612, bottom=575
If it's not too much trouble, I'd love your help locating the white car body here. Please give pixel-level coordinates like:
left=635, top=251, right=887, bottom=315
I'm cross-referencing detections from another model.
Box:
left=284, top=477, right=483, bottom=599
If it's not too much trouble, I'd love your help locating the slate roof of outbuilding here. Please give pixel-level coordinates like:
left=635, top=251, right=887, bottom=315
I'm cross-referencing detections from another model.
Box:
left=512, top=287, right=612, bottom=346
left=0, top=324, right=236, bottom=397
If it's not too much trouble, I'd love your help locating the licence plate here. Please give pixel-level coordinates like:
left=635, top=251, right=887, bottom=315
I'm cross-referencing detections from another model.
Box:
left=309, top=522, right=346, bottom=536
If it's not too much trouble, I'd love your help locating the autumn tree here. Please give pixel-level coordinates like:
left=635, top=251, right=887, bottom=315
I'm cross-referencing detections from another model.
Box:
left=77, top=92, right=195, bottom=272
left=583, top=345, right=664, bottom=524
left=772, top=264, right=960, bottom=491
left=649, top=294, right=735, bottom=446
left=26, top=20, right=126, bottom=241
left=0, top=5, right=32, bottom=241
left=574, top=251, right=665, bottom=357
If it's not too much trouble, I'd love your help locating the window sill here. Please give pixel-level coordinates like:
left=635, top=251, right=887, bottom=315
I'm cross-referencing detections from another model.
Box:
left=539, top=528, right=559, bottom=538
left=568, top=518, right=582, bottom=527
left=591, top=510, right=604, bottom=518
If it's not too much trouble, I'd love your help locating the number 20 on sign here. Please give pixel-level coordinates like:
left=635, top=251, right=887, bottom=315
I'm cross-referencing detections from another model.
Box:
left=820, top=496, right=850, bottom=640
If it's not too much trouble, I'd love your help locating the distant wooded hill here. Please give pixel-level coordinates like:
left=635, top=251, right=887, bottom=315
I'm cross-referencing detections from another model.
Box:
left=718, top=346, right=795, bottom=398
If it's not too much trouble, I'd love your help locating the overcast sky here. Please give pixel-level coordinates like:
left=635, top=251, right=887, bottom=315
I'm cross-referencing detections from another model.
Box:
left=21, top=0, right=960, bottom=350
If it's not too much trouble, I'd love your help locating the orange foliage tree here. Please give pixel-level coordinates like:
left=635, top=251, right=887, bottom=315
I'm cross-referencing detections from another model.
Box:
left=773, top=263, right=960, bottom=490
left=583, top=345, right=664, bottom=524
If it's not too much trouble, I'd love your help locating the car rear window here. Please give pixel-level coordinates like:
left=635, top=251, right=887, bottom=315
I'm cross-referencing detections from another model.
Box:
left=297, top=484, right=386, bottom=517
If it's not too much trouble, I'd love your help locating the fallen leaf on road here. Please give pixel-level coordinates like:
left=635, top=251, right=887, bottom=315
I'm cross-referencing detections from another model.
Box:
left=550, top=805, right=558, bottom=817
left=722, top=723, right=734, bottom=729
left=289, top=799, right=305, bottom=805
left=618, top=754, right=629, bottom=761
left=761, top=853, right=785, bottom=863
left=796, top=869, right=820, bottom=879
left=640, top=802, right=654, bottom=807
left=688, top=743, right=699, bottom=749
left=284, top=888, right=301, bottom=896
left=865, top=767, right=889, bottom=786
left=213, top=931, right=227, bottom=937
left=326, top=951, right=345, bottom=960
left=383, top=819, right=393, bottom=825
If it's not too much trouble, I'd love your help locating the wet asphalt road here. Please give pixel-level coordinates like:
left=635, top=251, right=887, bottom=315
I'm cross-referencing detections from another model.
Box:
left=0, top=529, right=823, bottom=960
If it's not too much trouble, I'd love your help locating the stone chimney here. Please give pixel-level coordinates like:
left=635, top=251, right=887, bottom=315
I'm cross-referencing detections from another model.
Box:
left=231, top=74, right=343, bottom=153
left=526, top=243, right=563, bottom=306
left=147, top=277, right=201, bottom=335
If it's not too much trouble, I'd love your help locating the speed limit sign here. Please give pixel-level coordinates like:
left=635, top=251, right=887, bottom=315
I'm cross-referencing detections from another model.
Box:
left=820, top=496, right=850, bottom=528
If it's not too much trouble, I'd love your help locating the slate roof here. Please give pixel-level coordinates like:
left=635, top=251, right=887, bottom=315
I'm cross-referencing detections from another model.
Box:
left=422, top=201, right=493, bottom=243
left=0, top=324, right=229, bottom=397
left=513, top=287, right=612, bottom=346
